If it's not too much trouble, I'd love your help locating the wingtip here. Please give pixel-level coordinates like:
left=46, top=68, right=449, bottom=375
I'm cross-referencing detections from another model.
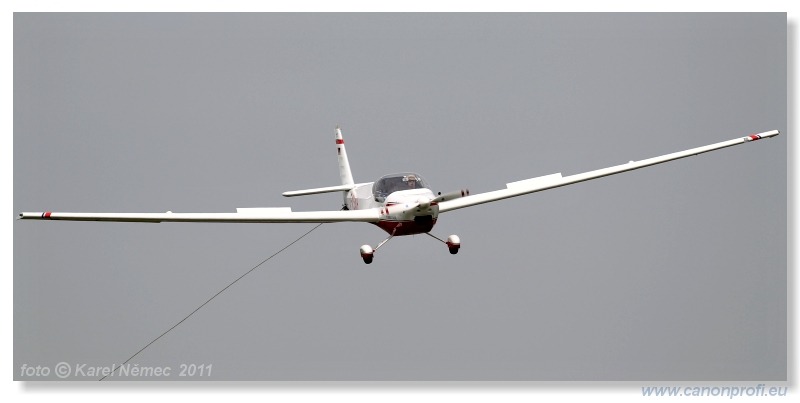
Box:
left=744, top=130, right=780, bottom=142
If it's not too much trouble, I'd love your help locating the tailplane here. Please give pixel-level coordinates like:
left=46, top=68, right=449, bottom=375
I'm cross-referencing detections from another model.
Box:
left=282, top=183, right=363, bottom=197
left=283, top=126, right=365, bottom=198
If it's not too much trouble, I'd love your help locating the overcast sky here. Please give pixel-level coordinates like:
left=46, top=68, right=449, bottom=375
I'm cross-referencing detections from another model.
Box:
left=14, top=13, right=786, bottom=381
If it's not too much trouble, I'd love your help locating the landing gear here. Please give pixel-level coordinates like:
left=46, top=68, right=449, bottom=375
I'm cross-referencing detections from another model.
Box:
left=359, top=232, right=460, bottom=264
left=426, top=233, right=461, bottom=255
left=446, top=235, right=461, bottom=254
left=359, top=232, right=395, bottom=264
left=359, top=245, right=374, bottom=264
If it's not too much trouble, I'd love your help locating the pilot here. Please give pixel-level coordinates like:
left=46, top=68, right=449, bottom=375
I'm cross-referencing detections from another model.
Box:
left=406, top=177, right=417, bottom=189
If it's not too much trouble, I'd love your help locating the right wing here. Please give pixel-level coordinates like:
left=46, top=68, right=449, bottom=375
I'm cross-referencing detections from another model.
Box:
left=19, top=207, right=381, bottom=223
left=438, top=130, right=780, bottom=213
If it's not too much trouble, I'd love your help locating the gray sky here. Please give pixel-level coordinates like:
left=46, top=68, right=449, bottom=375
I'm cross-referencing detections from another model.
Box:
left=14, top=13, right=786, bottom=381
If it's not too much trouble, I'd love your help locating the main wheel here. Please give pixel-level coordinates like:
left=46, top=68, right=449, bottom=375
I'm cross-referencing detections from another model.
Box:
left=446, top=235, right=461, bottom=255
left=360, top=245, right=374, bottom=264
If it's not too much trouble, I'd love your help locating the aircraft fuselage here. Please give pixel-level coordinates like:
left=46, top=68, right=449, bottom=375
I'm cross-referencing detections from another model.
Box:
left=346, top=183, right=439, bottom=236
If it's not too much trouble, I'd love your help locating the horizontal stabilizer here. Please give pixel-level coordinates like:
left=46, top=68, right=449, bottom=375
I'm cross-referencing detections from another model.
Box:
left=282, top=183, right=370, bottom=197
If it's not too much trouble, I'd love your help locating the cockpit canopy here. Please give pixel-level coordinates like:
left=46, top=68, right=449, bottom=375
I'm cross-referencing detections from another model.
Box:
left=373, top=173, right=429, bottom=201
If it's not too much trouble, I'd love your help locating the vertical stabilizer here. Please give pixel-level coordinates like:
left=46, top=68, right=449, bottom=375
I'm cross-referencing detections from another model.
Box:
left=335, top=125, right=355, bottom=185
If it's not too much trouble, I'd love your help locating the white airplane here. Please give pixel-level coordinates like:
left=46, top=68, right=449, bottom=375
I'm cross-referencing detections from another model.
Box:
left=20, top=127, right=780, bottom=264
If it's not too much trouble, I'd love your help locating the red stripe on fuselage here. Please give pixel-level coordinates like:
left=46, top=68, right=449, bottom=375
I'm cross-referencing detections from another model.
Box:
left=374, top=219, right=437, bottom=236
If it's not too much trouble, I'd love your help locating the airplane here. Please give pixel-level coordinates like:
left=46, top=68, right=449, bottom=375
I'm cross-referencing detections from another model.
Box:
left=20, top=126, right=780, bottom=264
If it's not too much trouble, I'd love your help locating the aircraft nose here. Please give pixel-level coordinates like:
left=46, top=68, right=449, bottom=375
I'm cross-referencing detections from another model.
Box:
left=417, top=197, right=431, bottom=209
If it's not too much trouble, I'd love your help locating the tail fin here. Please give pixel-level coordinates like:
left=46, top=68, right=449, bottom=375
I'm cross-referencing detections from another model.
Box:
left=282, top=126, right=362, bottom=198
left=336, top=125, right=355, bottom=185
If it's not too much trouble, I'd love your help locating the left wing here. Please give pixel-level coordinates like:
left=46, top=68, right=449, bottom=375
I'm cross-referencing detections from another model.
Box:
left=438, top=130, right=780, bottom=214
left=19, top=207, right=380, bottom=223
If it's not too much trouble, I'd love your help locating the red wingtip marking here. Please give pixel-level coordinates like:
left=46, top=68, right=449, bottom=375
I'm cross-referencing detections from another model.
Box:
left=749, top=134, right=761, bottom=141
left=43, top=212, right=52, bottom=218
left=335, top=139, right=344, bottom=144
